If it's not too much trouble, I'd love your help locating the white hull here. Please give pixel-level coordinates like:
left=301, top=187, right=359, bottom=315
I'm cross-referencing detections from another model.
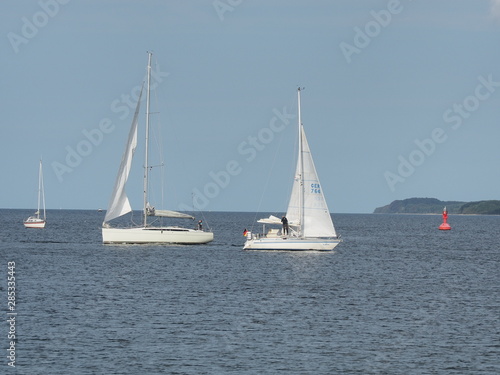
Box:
left=244, top=237, right=341, bottom=251
left=102, top=226, right=213, bottom=244
left=24, top=218, right=46, bottom=229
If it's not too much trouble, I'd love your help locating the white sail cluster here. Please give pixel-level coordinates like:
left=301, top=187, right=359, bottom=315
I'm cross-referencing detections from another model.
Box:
left=286, top=125, right=337, bottom=238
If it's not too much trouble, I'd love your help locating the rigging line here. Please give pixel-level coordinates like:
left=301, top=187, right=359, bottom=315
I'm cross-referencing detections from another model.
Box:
left=249, top=92, right=298, bottom=233
left=131, top=210, right=140, bottom=227
left=157, top=94, right=166, bottom=228
left=281, top=91, right=300, bottom=213
left=191, top=193, right=212, bottom=232
left=151, top=64, right=183, bottom=212
left=284, top=118, right=299, bottom=212
left=145, top=62, right=169, bottom=227
left=153, top=81, right=165, bottom=203
left=250, top=117, right=289, bottom=233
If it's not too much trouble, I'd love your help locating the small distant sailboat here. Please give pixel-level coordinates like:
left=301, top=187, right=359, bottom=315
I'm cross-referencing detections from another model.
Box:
left=102, top=52, right=213, bottom=244
left=244, top=88, right=342, bottom=251
left=24, top=159, right=46, bottom=228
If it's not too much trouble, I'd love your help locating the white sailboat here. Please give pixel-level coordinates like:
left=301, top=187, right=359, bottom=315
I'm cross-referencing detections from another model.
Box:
left=24, top=159, right=46, bottom=228
left=102, top=52, right=213, bottom=244
left=244, top=88, right=342, bottom=251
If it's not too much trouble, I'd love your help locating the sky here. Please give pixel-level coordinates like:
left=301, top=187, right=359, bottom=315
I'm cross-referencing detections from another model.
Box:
left=1, top=0, right=500, bottom=214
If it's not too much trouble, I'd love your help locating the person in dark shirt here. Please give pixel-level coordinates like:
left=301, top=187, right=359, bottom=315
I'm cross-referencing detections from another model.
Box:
left=281, top=216, right=289, bottom=236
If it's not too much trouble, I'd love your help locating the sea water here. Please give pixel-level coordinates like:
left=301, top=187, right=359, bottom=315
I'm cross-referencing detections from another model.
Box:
left=0, top=210, right=499, bottom=374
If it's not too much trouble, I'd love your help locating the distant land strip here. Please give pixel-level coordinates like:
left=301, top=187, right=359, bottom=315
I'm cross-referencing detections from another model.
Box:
left=373, top=198, right=500, bottom=215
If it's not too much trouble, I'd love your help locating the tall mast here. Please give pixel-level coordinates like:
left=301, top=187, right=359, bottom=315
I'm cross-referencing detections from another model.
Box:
left=37, top=159, right=42, bottom=219
left=143, top=52, right=152, bottom=227
left=40, top=158, right=46, bottom=220
left=297, top=87, right=304, bottom=237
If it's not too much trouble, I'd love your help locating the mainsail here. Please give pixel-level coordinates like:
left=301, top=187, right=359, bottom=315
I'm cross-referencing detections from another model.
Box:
left=103, top=87, right=143, bottom=223
left=146, top=205, right=194, bottom=220
left=153, top=210, right=194, bottom=219
left=286, top=125, right=337, bottom=238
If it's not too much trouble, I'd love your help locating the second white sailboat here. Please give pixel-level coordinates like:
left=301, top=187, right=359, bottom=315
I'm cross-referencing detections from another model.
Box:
left=244, top=88, right=341, bottom=251
left=102, top=52, right=213, bottom=244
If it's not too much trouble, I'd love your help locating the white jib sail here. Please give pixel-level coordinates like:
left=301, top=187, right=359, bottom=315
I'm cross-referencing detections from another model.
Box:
left=286, top=125, right=337, bottom=238
left=103, top=87, right=143, bottom=223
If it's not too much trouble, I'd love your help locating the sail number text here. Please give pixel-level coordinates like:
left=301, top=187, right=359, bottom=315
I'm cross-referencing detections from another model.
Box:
left=310, top=183, right=321, bottom=194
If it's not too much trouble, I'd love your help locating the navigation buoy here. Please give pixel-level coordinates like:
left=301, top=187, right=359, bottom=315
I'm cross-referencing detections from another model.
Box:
left=439, top=206, right=451, bottom=230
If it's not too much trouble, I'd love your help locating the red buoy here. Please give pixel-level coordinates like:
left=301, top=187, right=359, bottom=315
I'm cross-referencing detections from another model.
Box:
left=439, top=206, right=451, bottom=230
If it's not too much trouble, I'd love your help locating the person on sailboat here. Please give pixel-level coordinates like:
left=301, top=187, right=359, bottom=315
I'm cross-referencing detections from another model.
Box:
left=198, top=220, right=203, bottom=231
left=281, top=216, right=289, bottom=236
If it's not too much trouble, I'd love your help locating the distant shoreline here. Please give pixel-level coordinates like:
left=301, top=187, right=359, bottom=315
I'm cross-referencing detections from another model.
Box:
left=4, top=208, right=500, bottom=216
left=374, top=198, right=500, bottom=215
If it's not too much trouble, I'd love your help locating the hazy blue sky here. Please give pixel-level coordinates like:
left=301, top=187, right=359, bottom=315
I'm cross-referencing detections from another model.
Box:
left=2, top=0, right=500, bottom=213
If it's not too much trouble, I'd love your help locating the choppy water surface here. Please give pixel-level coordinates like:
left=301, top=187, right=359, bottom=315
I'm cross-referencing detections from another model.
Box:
left=1, top=210, right=499, bottom=374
